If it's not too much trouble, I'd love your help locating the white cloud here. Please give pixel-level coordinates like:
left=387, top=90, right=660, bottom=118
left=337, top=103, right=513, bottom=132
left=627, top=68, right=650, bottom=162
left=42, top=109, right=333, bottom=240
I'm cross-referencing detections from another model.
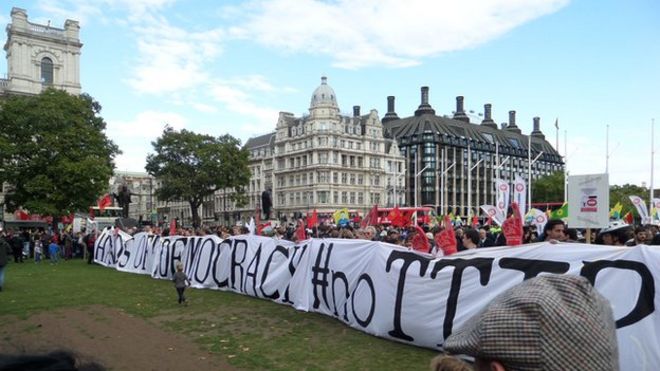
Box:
left=107, top=110, right=188, bottom=172
left=125, top=20, right=224, bottom=94
left=231, top=0, right=570, bottom=68
left=208, top=81, right=280, bottom=129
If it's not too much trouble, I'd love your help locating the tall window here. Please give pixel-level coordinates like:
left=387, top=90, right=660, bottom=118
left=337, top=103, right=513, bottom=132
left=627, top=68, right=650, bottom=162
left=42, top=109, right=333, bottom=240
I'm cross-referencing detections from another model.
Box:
left=41, top=57, right=53, bottom=85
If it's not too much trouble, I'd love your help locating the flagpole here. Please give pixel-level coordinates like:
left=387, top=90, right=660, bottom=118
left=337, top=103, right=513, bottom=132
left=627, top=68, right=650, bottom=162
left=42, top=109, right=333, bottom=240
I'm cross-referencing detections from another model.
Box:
left=606, top=124, right=609, bottom=174
left=555, top=118, right=559, bottom=153
left=467, top=140, right=472, bottom=219
left=651, top=118, right=655, bottom=220
left=563, top=129, right=568, bottom=203
left=528, top=135, right=532, bottom=215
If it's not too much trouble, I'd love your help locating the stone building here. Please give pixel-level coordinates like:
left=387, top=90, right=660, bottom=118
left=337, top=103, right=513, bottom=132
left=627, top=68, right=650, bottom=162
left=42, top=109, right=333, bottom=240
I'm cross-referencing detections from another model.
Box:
left=381, top=86, right=564, bottom=216
left=222, top=77, right=407, bottom=224
left=1, top=7, right=81, bottom=96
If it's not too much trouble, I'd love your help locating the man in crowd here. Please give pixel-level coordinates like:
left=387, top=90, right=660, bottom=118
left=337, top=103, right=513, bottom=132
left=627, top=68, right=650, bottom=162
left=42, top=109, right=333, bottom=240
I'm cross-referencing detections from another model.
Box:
left=433, top=275, right=619, bottom=370
left=461, top=228, right=480, bottom=250
left=542, top=219, right=566, bottom=242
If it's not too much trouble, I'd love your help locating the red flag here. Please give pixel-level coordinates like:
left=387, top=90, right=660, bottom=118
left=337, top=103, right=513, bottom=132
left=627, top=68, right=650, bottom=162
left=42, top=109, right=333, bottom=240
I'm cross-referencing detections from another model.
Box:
left=623, top=211, right=633, bottom=225
left=387, top=206, right=402, bottom=224
left=411, top=225, right=430, bottom=253
left=402, top=210, right=414, bottom=227
left=502, top=202, right=523, bottom=246
left=307, top=209, right=318, bottom=229
left=295, top=220, right=306, bottom=242
left=361, top=205, right=379, bottom=228
left=434, top=216, right=457, bottom=256
left=97, top=194, right=112, bottom=212
left=472, top=215, right=479, bottom=227
left=169, top=219, right=177, bottom=236
left=257, top=221, right=271, bottom=235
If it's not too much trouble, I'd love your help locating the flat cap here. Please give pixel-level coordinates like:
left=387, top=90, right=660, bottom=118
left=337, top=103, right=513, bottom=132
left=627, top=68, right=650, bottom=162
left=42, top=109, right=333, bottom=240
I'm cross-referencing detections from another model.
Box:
left=444, top=274, right=619, bottom=371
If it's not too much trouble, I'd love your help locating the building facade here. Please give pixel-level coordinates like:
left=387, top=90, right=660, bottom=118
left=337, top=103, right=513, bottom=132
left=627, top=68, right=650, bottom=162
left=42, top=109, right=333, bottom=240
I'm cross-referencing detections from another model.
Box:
left=381, top=86, right=564, bottom=217
left=223, top=77, right=407, bottom=224
left=1, top=7, right=82, bottom=96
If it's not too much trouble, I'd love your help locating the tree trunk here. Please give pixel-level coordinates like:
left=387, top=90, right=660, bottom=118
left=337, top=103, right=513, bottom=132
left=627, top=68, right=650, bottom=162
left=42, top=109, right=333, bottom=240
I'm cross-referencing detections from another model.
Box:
left=190, top=201, right=201, bottom=229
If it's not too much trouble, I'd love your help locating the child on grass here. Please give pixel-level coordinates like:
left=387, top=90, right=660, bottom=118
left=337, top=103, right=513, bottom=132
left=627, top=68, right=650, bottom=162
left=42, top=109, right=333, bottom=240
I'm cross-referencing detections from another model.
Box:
left=34, top=239, right=42, bottom=263
left=172, top=262, right=191, bottom=305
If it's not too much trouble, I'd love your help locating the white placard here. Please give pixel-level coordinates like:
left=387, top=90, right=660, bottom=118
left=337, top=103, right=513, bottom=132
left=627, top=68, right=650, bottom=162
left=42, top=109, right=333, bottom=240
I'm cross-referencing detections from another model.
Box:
left=567, top=174, right=609, bottom=228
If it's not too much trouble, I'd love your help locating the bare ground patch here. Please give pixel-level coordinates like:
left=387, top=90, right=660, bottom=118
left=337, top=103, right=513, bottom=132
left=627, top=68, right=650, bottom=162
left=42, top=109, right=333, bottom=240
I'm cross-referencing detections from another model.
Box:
left=0, top=305, right=235, bottom=370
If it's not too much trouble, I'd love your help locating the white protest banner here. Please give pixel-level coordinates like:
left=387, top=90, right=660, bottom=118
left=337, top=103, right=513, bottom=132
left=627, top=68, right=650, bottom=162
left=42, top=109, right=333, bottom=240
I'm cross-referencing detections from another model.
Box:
left=513, top=175, right=527, bottom=214
left=495, top=179, right=510, bottom=220
left=567, top=174, right=609, bottom=228
left=480, top=205, right=504, bottom=226
left=95, top=230, right=660, bottom=370
left=629, top=195, right=650, bottom=224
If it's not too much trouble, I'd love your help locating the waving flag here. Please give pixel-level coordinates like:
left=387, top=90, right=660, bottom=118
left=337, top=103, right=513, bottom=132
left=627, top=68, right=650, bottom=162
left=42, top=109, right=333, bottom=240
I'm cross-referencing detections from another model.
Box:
left=97, top=194, right=113, bottom=212
left=307, top=209, right=318, bottom=229
left=480, top=204, right=504, bottom=226
left=629, top=195, right=650, bottom=224
left=361, top=205, right=379, bottom=228
left=551, top=203, right=568, bottom=220
left=495, top=179, right=510, bottom=221
left=610, top=202, right=623, bottom=220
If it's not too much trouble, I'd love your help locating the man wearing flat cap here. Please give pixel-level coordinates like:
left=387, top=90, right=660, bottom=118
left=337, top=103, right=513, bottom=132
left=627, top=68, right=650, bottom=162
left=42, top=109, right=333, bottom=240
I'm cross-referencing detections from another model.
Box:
left=432, top=274, right=619, bottom=371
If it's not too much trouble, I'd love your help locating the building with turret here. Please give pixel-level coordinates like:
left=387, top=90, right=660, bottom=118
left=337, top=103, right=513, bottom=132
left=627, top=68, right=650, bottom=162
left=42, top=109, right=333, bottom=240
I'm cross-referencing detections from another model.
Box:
left=217, top=77, right=406, bottom=225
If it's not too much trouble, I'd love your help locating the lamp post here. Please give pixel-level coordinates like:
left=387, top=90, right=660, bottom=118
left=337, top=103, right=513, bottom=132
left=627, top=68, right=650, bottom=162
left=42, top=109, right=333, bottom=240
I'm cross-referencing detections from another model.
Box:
left=440, top=147, right=456, bottom=216
left=527, top=135, right=544, bottom=215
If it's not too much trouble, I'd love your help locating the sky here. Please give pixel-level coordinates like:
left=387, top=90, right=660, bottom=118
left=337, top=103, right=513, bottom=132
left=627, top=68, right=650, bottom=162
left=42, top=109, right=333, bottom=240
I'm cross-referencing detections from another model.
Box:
left=1, top=0, right=659, bottom=188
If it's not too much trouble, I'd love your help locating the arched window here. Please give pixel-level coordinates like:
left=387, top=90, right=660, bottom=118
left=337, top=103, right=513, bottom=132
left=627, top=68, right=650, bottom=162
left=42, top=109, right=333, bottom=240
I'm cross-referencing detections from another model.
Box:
left=41, top=57, right=53, bottom=85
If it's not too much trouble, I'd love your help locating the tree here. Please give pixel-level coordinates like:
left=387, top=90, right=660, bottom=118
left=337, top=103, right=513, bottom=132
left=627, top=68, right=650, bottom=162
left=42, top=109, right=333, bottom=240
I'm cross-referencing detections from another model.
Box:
left=145, top=127, right=250, bottom=228
left=610, top=184, right=649, bottom=218
left=0, top=88, right=120, bottom=220
left=531, top=171, right=565, bottom=203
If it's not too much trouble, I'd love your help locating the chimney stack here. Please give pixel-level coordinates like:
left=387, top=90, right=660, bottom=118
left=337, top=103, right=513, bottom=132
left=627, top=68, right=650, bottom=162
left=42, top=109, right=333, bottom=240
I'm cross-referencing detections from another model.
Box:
left=353, top=105, right=360, bottom=117
left=414, top=86, right=436, bottom=116
left=452, top=96, right=469, bottom=123
left=480, top=103, right=497, bottom=129
left=505, top=110, right=522, bottom=134
left=382, top=96, right=400, bottom=123
left=531, top=116, right=545, bottom=139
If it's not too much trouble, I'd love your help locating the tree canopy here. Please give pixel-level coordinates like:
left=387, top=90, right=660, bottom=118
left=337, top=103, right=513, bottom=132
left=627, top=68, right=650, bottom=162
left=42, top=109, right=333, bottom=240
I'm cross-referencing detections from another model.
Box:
left=145, top=127, right=250, bottom=228
left=0, top=88, right=120, bottom=217
left=531, top=171, right=565, bottom=204
left=610, top=184, right=649, bottom=217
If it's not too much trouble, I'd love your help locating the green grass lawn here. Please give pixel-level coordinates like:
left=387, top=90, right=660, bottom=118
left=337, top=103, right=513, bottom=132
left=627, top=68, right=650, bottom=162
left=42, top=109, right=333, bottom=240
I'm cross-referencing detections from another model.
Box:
left=0, top=259, right=437, bottom=370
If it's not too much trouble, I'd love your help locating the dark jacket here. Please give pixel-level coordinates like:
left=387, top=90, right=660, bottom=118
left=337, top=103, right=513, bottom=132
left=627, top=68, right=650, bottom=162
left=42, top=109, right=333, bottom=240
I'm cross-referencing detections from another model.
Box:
left=0, top=236, right=11, bottom=266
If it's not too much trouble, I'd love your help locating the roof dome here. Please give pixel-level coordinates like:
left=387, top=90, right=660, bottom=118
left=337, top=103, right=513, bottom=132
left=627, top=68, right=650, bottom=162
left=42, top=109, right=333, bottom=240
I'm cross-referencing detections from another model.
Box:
left=310, top=76, right=338, bottom=110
